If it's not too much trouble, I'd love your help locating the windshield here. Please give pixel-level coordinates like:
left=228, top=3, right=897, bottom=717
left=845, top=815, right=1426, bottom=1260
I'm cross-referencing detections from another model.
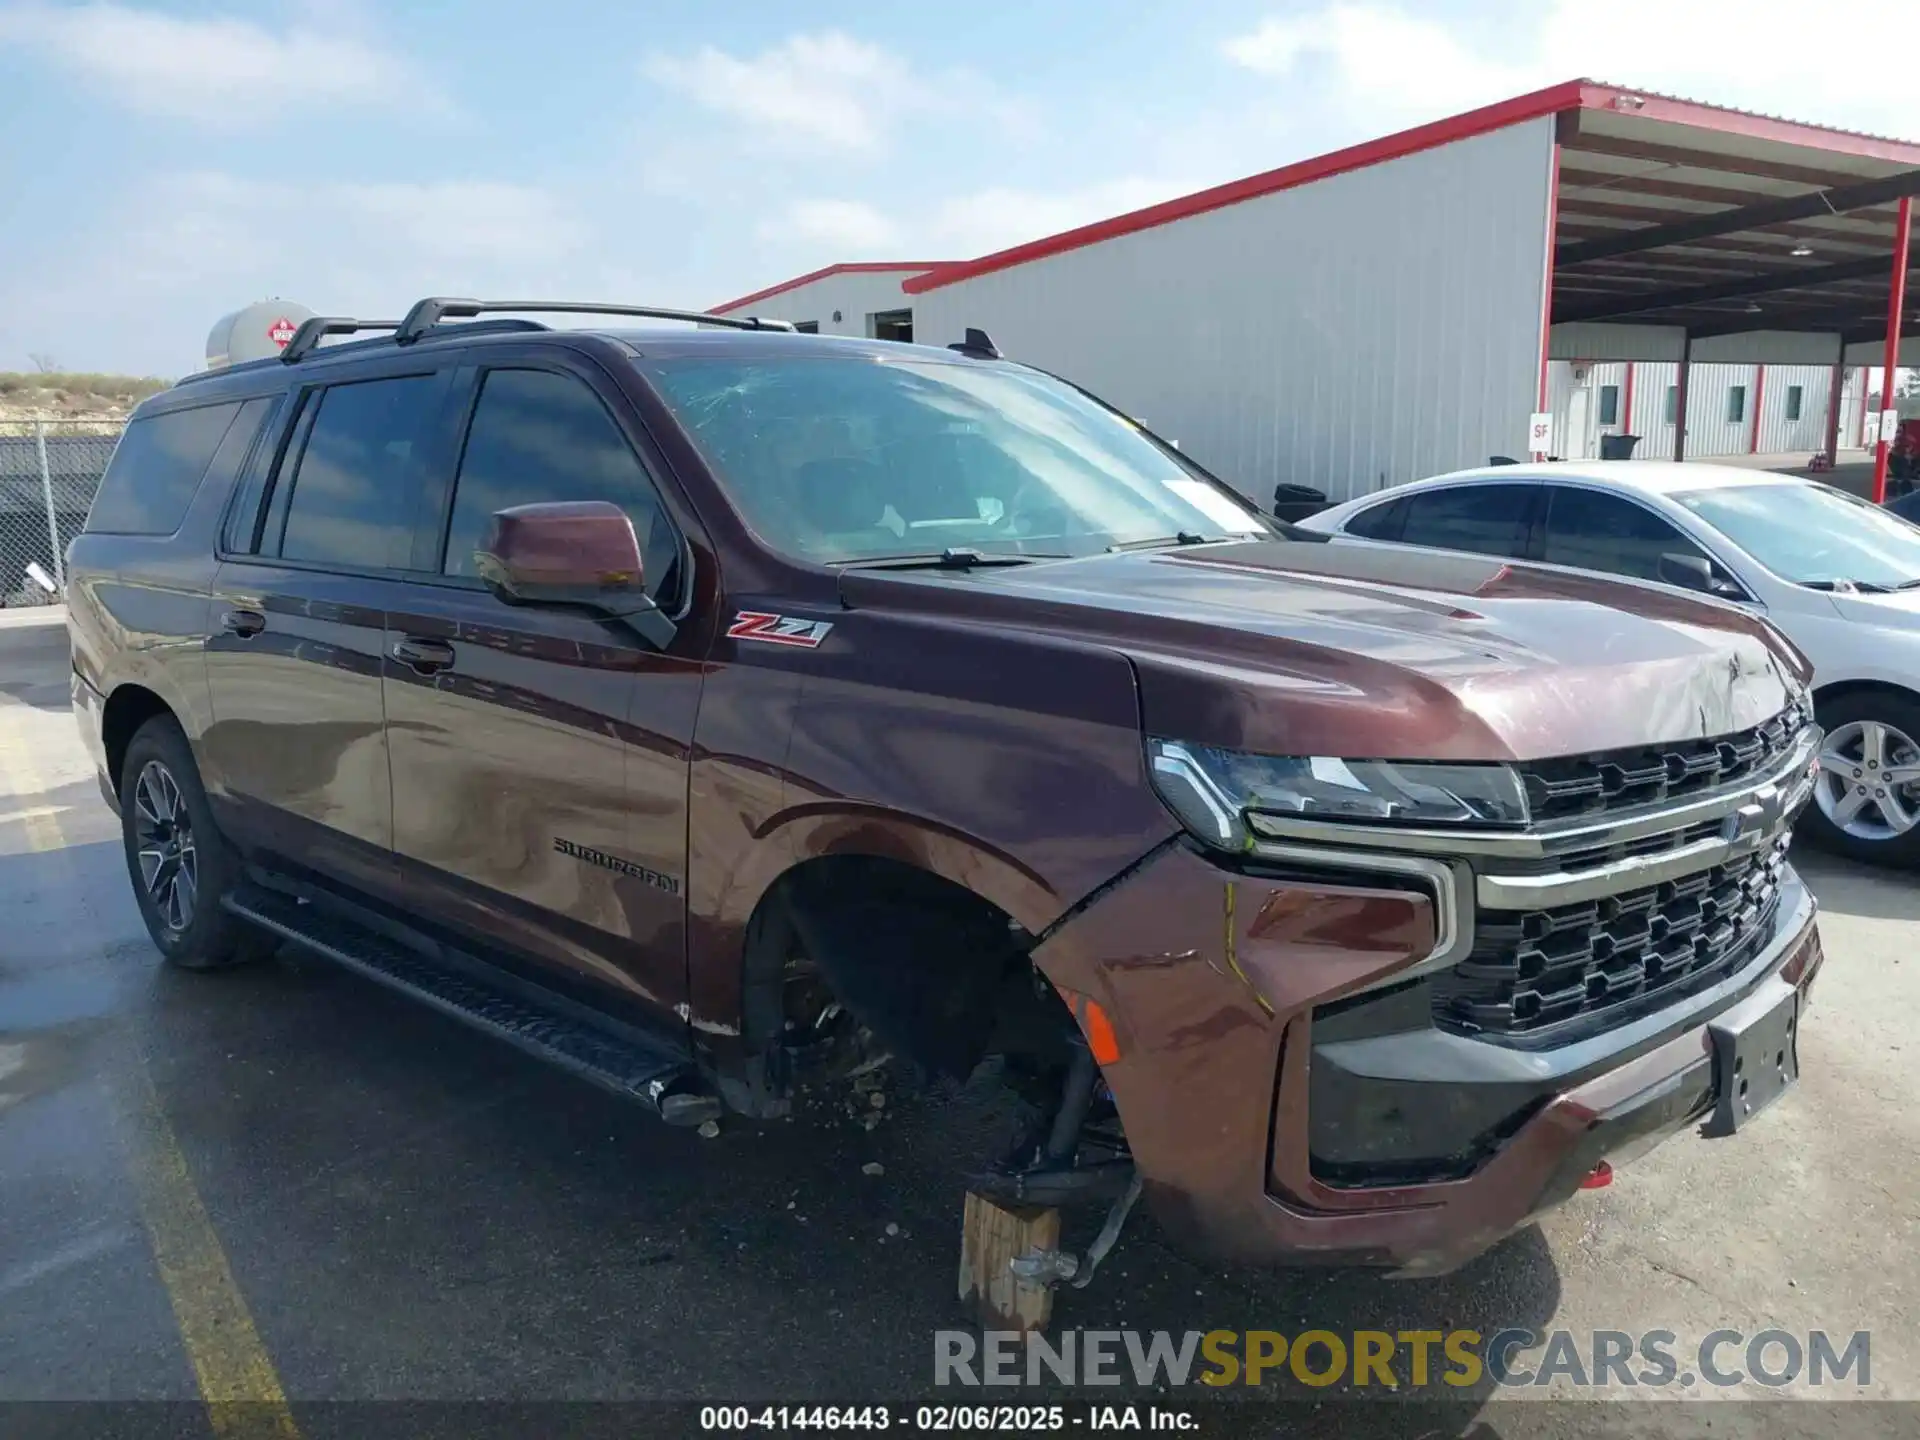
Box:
left=1673, top=481, right=1920, bottom=590
left=641, top=354, right=1268, bottom=564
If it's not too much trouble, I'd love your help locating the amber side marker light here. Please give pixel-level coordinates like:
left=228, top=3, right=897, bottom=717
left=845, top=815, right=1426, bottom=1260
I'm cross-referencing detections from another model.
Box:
left=1057, top=986, right=1123, bottom=1066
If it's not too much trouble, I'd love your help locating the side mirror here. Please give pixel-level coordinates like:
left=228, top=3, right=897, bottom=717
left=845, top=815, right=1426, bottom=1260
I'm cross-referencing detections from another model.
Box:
left=474, top=500, right=675, bottom=648
left=1657, top=551, right=1715, bottom=593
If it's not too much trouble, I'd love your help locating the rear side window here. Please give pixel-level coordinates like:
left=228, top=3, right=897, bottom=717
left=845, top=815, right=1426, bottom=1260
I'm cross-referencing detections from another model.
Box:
left=85, top=402, right=240, bottom=534
left=442, top=369, right=681, bottom=605
left=1344, top=495, right=1407, bottom=541
left=277, top=375, right=441, bottom=569
left=1397, top=484, right=1536, bottom=559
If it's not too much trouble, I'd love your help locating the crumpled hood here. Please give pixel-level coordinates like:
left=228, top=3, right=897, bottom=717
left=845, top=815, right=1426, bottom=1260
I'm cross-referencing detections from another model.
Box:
left=847, top=539, right=1806, bottom=763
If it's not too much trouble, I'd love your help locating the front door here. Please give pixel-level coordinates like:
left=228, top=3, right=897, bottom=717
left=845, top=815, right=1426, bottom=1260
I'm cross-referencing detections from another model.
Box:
left=383, top=356, right=701, bottom=1022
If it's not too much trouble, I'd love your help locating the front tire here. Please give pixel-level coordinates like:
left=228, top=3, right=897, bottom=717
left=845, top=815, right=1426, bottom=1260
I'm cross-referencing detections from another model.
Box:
left=120, top=715, right=272, bottom=970
left=1805, top=691, right=1920, bottom=867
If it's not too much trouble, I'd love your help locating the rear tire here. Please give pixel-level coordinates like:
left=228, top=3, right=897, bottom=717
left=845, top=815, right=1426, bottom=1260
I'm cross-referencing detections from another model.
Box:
left=120, top=715, right=273, bottom=970
left=1804, top=691, right=1920, bottom=868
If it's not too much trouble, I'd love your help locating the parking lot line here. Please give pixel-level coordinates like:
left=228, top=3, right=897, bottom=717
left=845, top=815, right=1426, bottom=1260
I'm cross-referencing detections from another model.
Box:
left=0, top=705, right=302, bottom=1440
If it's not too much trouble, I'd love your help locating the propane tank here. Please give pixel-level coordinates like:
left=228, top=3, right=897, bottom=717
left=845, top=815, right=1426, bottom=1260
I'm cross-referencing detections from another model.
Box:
left=205, top=300, right=317, bottom=369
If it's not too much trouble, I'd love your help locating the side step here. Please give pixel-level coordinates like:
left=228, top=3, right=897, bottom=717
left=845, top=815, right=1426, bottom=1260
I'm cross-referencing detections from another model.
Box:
left=223, top=885, right=722, bottom=1127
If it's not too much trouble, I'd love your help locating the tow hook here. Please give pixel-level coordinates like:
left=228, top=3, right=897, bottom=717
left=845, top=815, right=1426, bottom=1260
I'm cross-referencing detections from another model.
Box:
left=1008, top=1171, right=1145, bottom=1291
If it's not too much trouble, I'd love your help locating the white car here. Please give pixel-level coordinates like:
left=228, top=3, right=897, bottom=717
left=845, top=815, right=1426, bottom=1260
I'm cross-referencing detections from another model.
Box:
left=1300, top=461, right=1920, bottom=865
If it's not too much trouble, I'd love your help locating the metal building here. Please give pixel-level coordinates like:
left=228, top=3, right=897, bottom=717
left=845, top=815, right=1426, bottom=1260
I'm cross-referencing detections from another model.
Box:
left=708, top=262, right=949, bottom=340
left=720, top=81, right=1920, bottom=505
left=1543, top=358, right=1873, bottom=460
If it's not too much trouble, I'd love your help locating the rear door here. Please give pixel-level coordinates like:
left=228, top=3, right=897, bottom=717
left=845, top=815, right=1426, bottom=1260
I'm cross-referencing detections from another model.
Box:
left=203, top=360, right=457, bottom=896
left=381, top=349, right=701, bottom=1022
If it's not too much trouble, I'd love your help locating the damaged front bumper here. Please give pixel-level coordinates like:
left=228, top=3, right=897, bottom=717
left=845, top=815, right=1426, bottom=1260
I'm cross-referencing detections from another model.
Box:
left=1030, top=839, right=1823, bottom=1276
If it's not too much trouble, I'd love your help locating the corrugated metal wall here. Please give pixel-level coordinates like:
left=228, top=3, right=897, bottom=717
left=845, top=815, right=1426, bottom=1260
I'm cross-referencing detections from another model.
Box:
left=913, top=119, right=1556, bottom=505
left=1546, top=361, right=1871, bottom=459
left=712, top=271, right=921, bottom=335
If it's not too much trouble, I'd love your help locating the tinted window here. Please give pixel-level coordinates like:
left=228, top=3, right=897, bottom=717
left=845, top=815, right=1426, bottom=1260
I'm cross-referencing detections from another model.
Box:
left=278, top=376, right=440, bottom=569
left=1543, top=486, right=1710, bottom=583
left=210, top=397, right=281, bottom=551
left=443, top=369, right=681, bottom=604
left=1344, top=495, right=1407, bottom=541
left=1397, top=484, right=1535, bottom=558
left=86, top=403, right=240, bottom=534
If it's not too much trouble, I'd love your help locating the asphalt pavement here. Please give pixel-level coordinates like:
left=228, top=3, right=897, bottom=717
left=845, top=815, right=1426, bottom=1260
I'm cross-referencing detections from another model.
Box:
left=1, top=605, right=1916, bottom=1438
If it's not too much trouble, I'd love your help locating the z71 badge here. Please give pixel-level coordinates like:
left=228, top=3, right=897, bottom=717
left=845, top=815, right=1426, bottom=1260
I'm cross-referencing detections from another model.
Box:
left=726, top=611, right=834, bottom=648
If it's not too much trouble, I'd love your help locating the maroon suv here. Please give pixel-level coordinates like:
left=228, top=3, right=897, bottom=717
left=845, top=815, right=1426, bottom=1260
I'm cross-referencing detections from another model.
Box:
left=68, top=299, right=1824, bottom=1281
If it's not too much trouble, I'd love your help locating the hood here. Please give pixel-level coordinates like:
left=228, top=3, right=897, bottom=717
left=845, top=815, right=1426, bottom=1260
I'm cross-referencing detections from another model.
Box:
left=841, top=539, right=1804, bottom=763
left=1827, top=586, right=1920, bottom=628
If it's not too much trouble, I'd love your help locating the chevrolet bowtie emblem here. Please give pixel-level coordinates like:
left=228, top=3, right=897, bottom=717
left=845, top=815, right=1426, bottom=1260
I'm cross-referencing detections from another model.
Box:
left=1721, top=783, right=1783, bottom=846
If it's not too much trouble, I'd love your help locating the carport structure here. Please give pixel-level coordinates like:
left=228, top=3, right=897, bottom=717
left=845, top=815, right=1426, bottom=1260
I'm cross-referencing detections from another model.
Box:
left=902, top=79, right=1920, bottom=505
left=1545, top=83, right=1920, bottom=496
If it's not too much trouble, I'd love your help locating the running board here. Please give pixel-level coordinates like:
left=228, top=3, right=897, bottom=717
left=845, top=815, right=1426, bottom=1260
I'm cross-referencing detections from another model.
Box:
left=223, top=885, right=721, bottom=1127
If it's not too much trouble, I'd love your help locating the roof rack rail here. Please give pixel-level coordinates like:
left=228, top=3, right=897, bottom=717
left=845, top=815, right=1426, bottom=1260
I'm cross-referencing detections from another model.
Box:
left=394, top=297, right=796, bottom=344
left=281, top=316, right=402, bottom=364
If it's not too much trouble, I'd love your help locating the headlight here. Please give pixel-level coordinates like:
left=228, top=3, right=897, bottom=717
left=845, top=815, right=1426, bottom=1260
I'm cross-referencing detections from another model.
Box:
left=1148, top=739, right=1529, bottom=851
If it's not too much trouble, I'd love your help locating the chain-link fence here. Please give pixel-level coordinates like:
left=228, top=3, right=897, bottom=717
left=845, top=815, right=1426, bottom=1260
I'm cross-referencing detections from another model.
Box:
left=0, top=419, right=122, bottom=607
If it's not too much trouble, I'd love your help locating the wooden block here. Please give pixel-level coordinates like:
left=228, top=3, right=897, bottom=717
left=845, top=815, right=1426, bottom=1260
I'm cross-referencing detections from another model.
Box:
left=958, top=1190, right=1060, bottom=1332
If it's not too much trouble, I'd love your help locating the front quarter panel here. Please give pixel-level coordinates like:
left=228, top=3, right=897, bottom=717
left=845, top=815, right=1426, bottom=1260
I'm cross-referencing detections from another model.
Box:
left=765, top=607, right=1177, bottom=935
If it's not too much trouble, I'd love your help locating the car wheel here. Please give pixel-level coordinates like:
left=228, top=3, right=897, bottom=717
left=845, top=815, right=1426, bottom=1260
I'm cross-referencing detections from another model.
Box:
left=121, top=716, right=273, bottom=970
left=1805, top=692, right=1920, bottom=867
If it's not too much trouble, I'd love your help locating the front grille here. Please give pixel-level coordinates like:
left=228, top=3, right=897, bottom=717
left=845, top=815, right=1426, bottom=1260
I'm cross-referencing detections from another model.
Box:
left=1433, top=838, right=1790, bottom=1038
left=1518, top=703, right=1810, bottom=824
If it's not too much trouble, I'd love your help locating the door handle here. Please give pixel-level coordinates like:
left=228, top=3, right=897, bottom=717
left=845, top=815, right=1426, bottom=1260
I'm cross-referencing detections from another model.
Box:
left=390, top=636, right=456, bottom=674
left=220, top=608, right=266, bottom=638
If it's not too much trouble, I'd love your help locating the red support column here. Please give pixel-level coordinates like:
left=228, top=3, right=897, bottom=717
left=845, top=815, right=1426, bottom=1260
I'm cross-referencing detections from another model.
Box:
left=1872, top=195, right=1912, bottom=504
left=1748, top=364, right=1766, bottom=453
left=1622, top=361, right=1636, bottom=439
left=1822, top=348, right=1845, bottom=466
left=1673, top=332, right=1693, bottom=462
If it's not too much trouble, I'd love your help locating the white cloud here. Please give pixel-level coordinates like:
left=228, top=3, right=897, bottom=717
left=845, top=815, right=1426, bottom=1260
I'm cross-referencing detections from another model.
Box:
left=641, top=30, right=1033, bottom=158
left=0, top=171, right=590, bottom=372
left=764, top=199, right=904, bottom=253
left=0, top=2, right=446, bottom=123
left=1224, top=5, right=1528, bottom=118
left=642, top=32, right=912, bottom=154
left=1223, top=1, right=1920, bottom=137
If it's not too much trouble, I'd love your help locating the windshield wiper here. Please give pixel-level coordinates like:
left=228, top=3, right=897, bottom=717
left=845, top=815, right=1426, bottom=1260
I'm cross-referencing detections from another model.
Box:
left=1107, top=531, right=1213, bottom=552
left=1804, top=578, right=1895, bottom=593
left=837, top=547, right=1054, bottom=571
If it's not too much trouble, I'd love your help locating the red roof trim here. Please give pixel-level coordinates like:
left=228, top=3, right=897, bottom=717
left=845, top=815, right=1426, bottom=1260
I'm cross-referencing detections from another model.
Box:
left=709, top=262, right=953, bottom=316
left=904, top=81, right=1587, bottom=294
left=905, top=78, right=1920, bottom=295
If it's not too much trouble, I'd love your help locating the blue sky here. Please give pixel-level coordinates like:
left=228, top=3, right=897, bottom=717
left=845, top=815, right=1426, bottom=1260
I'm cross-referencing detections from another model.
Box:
left=1, top=0, right=1911, bottom=376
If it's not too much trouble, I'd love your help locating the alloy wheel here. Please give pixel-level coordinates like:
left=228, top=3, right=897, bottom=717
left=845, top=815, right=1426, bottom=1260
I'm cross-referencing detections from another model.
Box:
left=133, top=760, right=198, bottom=933
left=1815, top=719, right=1920, bottom=841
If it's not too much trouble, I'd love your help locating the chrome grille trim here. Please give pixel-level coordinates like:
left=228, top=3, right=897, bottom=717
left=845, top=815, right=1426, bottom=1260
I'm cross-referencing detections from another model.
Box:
left=1247, top=712, right=1820, bottom=1039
